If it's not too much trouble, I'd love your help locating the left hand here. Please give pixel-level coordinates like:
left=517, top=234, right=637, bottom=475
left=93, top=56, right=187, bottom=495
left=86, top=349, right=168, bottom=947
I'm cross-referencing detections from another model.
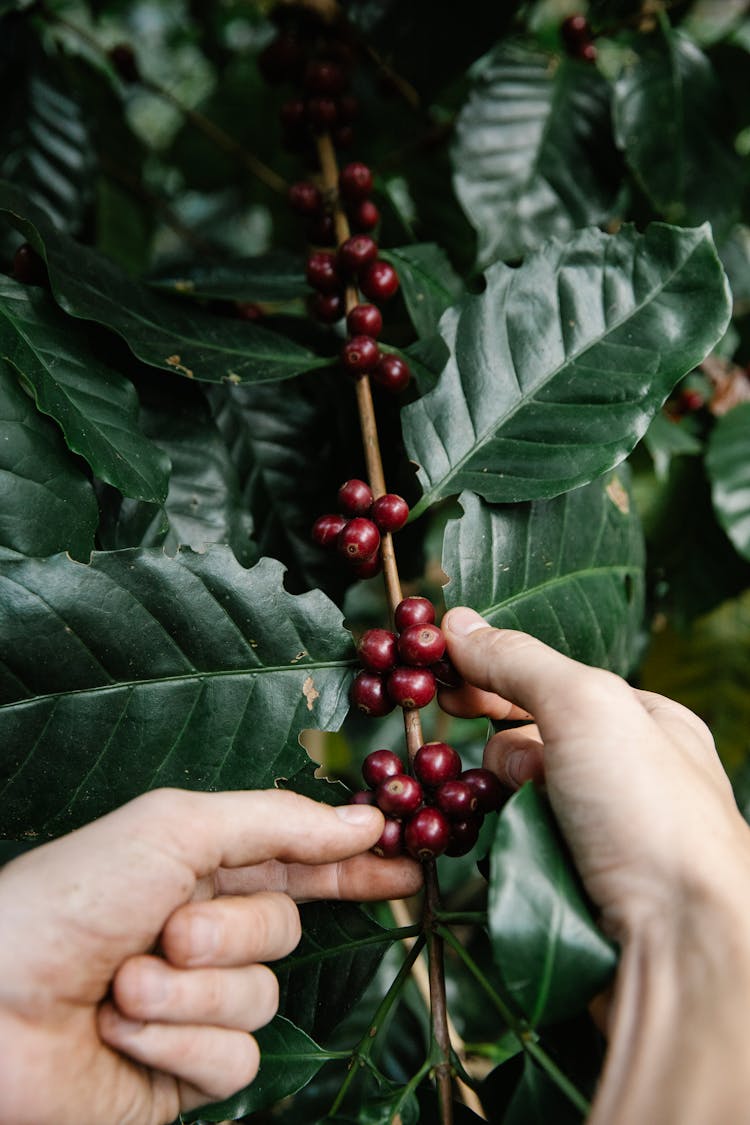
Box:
left=0, top=788, right=420, bottom=1125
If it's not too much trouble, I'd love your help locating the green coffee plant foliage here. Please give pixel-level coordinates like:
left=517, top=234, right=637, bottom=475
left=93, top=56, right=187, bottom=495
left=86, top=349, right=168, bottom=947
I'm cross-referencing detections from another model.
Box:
left=0, top=0, right=749, bottom=1121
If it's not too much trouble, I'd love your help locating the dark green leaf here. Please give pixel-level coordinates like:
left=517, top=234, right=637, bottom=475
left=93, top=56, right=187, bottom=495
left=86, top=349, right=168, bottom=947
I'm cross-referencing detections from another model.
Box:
left=0, top=277, right=170, bottom=502
left=0, top=183, right=329, bottom=384
left=442, top=470, right=644, bottom=675
left=404, top=223, right=731, bottom=514
left=643, top=411, right=702, bottom=481
left=706, top=403, right=750, bottom=560
left=0, top=550, right=354, bottom=837
left=612, top=26, right=742, bottom=236
left=452, top=46, right=618, bottom=267
left=380, top=244, right=464, bottom=339
left=149, top=252, right=307, bottom=302
left=357, top=1085, right=419, bottom=1125
left=0, top=360, right=97, bottom=558
left=489, top=784, right=617, bottom=1026
left=501, top=1055, right=584, bottom=1125
left=98, top=383, right=257, bottom=566
left=182, top=1017, right=328, bottom=1121
left=276, top=903, right=395, bottom=1042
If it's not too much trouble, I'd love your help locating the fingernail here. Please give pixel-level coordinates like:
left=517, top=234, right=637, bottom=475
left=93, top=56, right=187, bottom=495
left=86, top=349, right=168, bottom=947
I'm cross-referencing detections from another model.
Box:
left=445, top=607, right=488, bottom=636
left=188, top=914, right=219, bottom=959
left=335, top=804, right=381, bottom=826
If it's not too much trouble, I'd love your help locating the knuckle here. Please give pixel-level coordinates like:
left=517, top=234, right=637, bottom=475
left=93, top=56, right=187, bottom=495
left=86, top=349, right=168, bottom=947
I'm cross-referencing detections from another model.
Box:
left=213, top=1034, right=261, bottom=1098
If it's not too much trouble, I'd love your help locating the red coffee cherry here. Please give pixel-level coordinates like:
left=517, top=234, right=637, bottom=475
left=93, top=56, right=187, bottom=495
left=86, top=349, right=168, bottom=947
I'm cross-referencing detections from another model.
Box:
left=338, top=517, right=380, bottom=562
left=338, top=94, right=359, bottom=122
left=372, top=817, right=404, bottom=858
left=351, top=671, right=394, bottom=717
left=461, top=768, right=506, bottom=813
left=373, top=355, right=411, bottom=393
left=431, top=657, right=462, bottom=688
left=360, top=260, right=400, bottom=302
left=310, top=292, right=344, bottom=323
left=434, top=780, right=478, bottom=819
left=362, top=748, right=403, bottom=788
left=358, top=628, right=399, bottom=673
left=339, top=161, right=373, bottom=200
left=413, top=742, right=462, bottom=787
left=405, top=807, right=451, bottom=860
left=349, top=199, right=380, bottom=232
left=445, top=817, right=482, bottom=857
left=337, top=478, right=373, bottom=516
left=279, top=98, right=307, bottom=131
left=341, top=335, right=381, bottom=374
left=376, top=774, right=423, bottom=817
left=288, top=181, right=323, bottom=216
left=350, top=789, right=376, bottom=805
left=307, top=96, right=339, bottom=130
left=398, top=623, right=446, bottom=667
left=306, top=251, right=341, bottom=294
left=311, top=513, right=348, bottom=548
left=371, top=494, right=409, bottom=533
left=347, top=304, right=383, bottom=338
left=386, top=667, right=436, bottom=710
left=306, top=213, right=336, bottom=246
left=560, top=13, right=590, bottom=50
left=352, top=554, right=383, bottom=579
left=394, top=597, right=435, bottom=631
left=337, top=235, right=378, bottom=275
left=304, top=59, right=347, bottom=96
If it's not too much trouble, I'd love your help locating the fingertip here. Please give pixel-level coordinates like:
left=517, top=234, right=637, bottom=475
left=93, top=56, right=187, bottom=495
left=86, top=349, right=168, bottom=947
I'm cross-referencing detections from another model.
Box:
left=335, top=803, right=384, bottom=832
left=442, top=606, right=490, bottom=637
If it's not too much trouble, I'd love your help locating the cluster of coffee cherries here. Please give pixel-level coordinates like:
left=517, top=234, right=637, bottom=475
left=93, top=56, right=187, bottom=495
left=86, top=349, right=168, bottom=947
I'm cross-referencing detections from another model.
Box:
left=312, top=477, right=409, bottom=580
left=561, top=14, right=597, bottom=61
left=352, top=743, right=506, bottom=860
left=351, top=596, right=459, bottom=716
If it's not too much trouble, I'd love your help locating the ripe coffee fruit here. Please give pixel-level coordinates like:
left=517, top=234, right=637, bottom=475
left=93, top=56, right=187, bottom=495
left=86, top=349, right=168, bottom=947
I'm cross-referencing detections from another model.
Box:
left=351, top=671, right=394, bottom=717
left=394, top=597, right=435, bottom=631
left=414, top=742, right=462, bottom=787
left=373, top=354, right=411, bottom=393
left=372, top=817, right=403, bottom=858
left=311, top=513, right=348, bottom=548
left=434, top=780, right=477, bottom=819
left=387, top=666, right=436, bottom=710
left=347, top=303, right=382, bottom=338
left=445, top=817, right=481, bottom=857
left=377, top=774, right=423, bottom=817
left=311, top=292, right=344, bottom=323
left=398, top=623, right=446, bottom=667
left=338, top=235, right=378, bottom=275
left=362, top=748, right=402, bottom=787
left=352, top=554, right=383, bottom=579
left=405, top=807, right=451, bottom=860
left=288, top=181, right=322, bottom=216
left=339, top=161, right=373, bottom=200
left=338, top=517, right=380, bottom=561
left=306, top=251, right=340, bottom=293
left=349, top=198, right=380, bottom=231
left=341, top=335, right=381, bottom=374
left=337, top=478, right=373, bottom=516
left=350, top=789, right=376, bottom=805
left=371, top=494, right=409, bottom=533
left=462, top=768, right=506, bottom=813
left=360, top=260, right=400, bottom=302
left=358, top=628, right=399, bottom=673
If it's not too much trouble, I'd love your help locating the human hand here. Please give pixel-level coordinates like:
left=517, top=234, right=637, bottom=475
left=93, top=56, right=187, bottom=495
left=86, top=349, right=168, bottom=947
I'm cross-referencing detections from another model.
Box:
left=0, top=789, right=420, bottom=1125
left=440, top=607, right=750, bottom=1124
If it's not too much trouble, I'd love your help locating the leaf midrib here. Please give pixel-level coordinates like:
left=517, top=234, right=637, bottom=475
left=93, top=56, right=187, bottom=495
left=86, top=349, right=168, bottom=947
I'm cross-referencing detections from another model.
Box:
left=477, top=564, right=638, bottom=618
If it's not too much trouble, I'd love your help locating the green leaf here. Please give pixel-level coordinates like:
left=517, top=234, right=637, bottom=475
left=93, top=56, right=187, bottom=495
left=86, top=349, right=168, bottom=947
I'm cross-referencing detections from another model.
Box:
left=380, top=244, right=464, bottom=339
left=706, top=403, right=750, bottom=561
left=612, top=25, right=742, bottom=235
left=98, top=383, right=257, bottom=566
left=0, top=360, right=97, bottom=559
left=452, top=45, right=618, bottom=267
left=442, top=470, right=644, bottom=675
left=0, top=277, right=170, bottom=502
left=404, top=223, right=731, bottom=514
left=489, top=784, right=617, bottom=1026
left=0, top=183, right=329, bottom=385
left=0, top=549, right=354, bottom=837
left=182, top=1016, right=328, bottom=1121
left=643, top=410, right=702, bottom=481
left=357, top=1086, right=420, bottom=1125
left=149, top=251, right=307, bottom=302
left=276, top=903, right=395, bottom=1042
left=501, top=1055, right=584, bottom=1125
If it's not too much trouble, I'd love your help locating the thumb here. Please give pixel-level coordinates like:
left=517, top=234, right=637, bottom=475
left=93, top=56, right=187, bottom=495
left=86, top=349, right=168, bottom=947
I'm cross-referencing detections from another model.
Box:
left=442, top=606, right=630, bottom=731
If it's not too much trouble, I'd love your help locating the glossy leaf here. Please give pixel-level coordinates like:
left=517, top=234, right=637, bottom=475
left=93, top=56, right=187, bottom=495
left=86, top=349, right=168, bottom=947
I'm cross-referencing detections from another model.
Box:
left=275, top=902, right=395, bottom=1042
left=0, top=183, right=330, bottom=384
left=489, top=784, right=617, bottom=1026
left=0, top=277, right=170, bottom=502
left=149, top=251, right=307, bottom=302
left=706, top=403, right=750, bottom=560
left=452, top=45, right=618, bottom=267
left=380, top=244, right=464, bottom=339
left=98, top=384, right=257, bottom=565
left=612, top=26, right=741, bottom=235
left=0, top=550, right=355, bottom=837
left=501, top=1055, right=584, bottom=1125
left=404, top=223, right=731, bottom=514
left=182, top=1017, right=328, bottom=1122
left=442, top=471, right=644, bottom=675
left=0, top=360, right=97, bottom=559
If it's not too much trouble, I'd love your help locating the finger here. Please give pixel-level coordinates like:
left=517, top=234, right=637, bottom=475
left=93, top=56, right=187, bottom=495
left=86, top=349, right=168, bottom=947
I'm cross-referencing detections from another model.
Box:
left=483, top=727, right=545, bottom=789
left=114, top=955, right=279, bottom=1031
left=98, top=1001, right=259, bottom=1104
left=162, top=892, right=301, bottom=968
left=216, top=854, right=423, bottom=902
left=634, top=689, right=715, bottom=749
left=130, top=789, right=387, bottom=880
left=442, top=607, right=635, bottom=737
left=438, top=682, right=533, bottom=721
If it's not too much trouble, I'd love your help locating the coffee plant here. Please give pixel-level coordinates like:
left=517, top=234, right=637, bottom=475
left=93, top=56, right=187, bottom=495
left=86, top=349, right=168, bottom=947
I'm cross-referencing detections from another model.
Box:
left=1, top=0, right=749, bottom=1120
